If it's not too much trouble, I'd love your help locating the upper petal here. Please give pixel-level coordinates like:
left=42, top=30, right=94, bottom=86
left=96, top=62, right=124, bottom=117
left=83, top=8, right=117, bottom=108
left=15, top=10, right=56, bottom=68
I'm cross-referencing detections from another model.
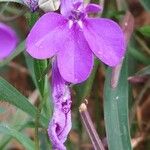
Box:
left=57, top=24, right=94, bottom=83
left=26, top=12, right=67, bottom=59
left=60, top=0, right=83, bottom=17
left=83, top=18, right=125, bottom=66
left=0, top=23, right=18, bottom=60
left=85, top=3, right=103, bottom=14
left=60, top=0, right=73, bottom=16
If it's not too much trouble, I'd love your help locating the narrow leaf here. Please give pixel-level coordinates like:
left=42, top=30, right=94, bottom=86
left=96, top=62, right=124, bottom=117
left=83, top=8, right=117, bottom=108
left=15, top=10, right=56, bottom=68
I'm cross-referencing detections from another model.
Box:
left=0, top=77, right=48, bottom=126
left=138, top=25, right=150, bottom=37
left=0, top=123, right=34, bottom=150
left=104, top=57, right=132, bottom=150
left=128, top=43, right=150, bottom=65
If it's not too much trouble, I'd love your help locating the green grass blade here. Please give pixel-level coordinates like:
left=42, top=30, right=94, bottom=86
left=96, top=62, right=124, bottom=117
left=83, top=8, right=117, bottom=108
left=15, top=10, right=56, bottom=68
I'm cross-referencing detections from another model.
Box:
left=0, top=77, right=48, bottom=126
left=104, top=57, right=132, bottom=150
left=138, top=25, right=150, bottom=37
left=0, top=123, right=34, bottom=150
left=128, top=45, right=150, bottom=65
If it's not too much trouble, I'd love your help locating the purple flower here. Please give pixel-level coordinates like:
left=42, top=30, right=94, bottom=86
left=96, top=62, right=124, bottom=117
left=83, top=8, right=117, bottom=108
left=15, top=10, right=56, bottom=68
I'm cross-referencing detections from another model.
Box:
left=48, top=59, right=72, bottom=150
left=0, top=23, right=18, bottom=60
left=26, top=0, right=125, bottom=83
left=22, top=0, right=39, bottom=11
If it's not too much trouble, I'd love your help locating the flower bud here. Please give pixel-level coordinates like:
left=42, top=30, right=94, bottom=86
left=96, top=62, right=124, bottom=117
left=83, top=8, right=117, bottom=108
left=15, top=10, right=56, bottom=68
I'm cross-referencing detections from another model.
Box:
left=22, top=0, right=39, bottom=11
left=38, top=0, right=60, bottom=12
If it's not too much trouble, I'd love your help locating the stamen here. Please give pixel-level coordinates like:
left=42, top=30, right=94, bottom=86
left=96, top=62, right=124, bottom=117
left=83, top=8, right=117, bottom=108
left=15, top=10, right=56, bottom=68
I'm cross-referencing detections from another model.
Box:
left=68, top=20, right=73, bottom=29
left=78, top=20, right=83, bottom=28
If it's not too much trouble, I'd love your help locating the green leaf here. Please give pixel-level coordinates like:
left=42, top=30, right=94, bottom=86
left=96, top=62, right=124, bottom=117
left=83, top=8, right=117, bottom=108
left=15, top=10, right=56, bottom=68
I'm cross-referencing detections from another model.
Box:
left=138, top=26, right=150, bottom=37
left=0, top=77, right=48, bottom=126
left=128, top=44, right=150, bottom=65
left=0, top=123, right=34, bottom=150
left=34, top=60, right=49, bottom=97
left=139, top=0, right=150, bottom=11
left=104, top=57, right=132, bottom=150
left=0, top=41, right=25, bottom=67
left=0, top=107, right=31, bottom=149
left=33, top=59, right=52, bottom=120
left=24, top=54, right=37, bottom=87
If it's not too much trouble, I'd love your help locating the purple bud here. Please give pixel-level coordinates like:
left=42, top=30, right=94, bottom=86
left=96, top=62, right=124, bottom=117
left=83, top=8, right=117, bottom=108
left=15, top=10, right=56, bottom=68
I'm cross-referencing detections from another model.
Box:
left=47, top=59, right=72, bottom=150
left=22, top=0, right=39, bottom=11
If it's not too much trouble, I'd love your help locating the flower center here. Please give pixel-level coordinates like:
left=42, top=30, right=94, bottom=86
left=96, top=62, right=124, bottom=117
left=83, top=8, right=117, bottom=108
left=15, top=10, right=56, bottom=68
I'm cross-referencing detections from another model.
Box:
left=69, top=10, right=85, bottom=21
left=68, top=9, right=85, bottom=29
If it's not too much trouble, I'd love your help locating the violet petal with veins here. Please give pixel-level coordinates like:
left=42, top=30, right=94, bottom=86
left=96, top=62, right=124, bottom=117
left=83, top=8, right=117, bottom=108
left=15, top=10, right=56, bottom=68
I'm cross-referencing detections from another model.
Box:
left=26, top=0, right=125, bottom=84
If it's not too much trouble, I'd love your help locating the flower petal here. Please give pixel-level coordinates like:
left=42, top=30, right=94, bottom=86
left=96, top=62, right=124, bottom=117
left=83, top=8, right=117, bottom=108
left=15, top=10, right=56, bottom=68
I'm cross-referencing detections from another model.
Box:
left=0, top=23, right=18, bottom=60
left=61, top=0, right=83, bottom=17
left=48, top=60, right=72, bottom=150
left=26, top=12, right=67, bottom=59
left=85, top=3, right=102, bottom=14
left=83, top=18, right=125, bottom=66
left=60, top=0, right=73, bottom=17
left=57, top=24, right=94, bottom=83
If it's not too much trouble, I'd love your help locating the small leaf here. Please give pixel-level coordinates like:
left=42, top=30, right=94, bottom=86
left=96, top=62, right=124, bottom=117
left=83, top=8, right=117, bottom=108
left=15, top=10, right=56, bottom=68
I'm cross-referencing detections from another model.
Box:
left=104, top=57, right=132, bottom=150
left=0, top=123, right=34, bottom=150
left=138, top=26, right=150, bottom=37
